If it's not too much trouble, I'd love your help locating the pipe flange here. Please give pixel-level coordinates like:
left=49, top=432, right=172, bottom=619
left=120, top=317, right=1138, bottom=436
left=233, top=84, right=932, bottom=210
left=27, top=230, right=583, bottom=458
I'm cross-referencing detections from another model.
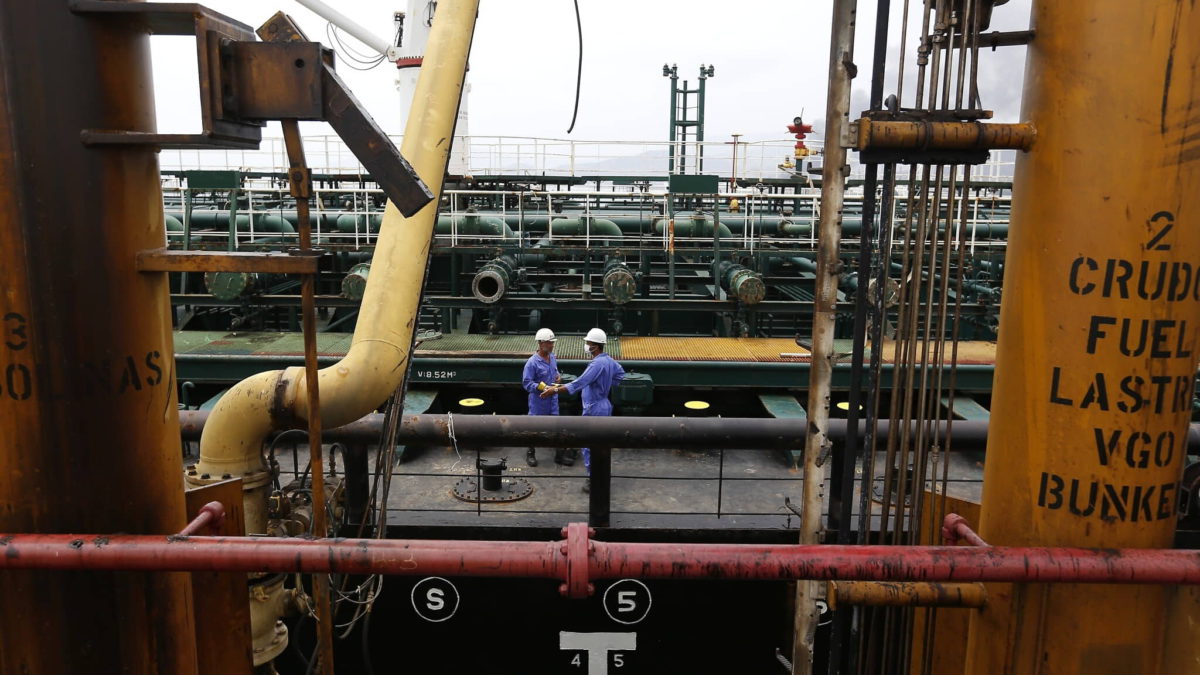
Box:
left=185, top=465, right=272, bottom=491
left=563, top=522, right=594, bottom=599
left=341, top=262, right=371, bottom=301
left=730, top=270, right=765, bottom=305
left=250, top=573, right=290, bottom=666
left=471, top=268, right=507, bottom=304
left=251, top=621, right=288, bottom=667
left=204, top=271, right=256, bottom=301
left=603, top=268, right=637, bottom=305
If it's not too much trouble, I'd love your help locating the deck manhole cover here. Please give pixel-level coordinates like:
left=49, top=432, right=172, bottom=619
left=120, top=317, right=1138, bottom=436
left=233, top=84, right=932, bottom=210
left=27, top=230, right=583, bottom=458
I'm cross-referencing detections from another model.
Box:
left=451, top=477, right=534, bottom=503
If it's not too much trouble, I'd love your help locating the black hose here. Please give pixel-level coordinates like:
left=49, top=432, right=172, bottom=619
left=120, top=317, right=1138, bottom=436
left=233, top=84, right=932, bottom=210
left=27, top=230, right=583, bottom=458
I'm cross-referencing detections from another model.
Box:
left=267, top=429, right=309, bottom=491
left=289, top=613, right=312, bottom=673
left=361, top=608, right=376, bottom=675
left=566, top=0, right=582, bottom=133
left=304, top=644, right=319, bottom=675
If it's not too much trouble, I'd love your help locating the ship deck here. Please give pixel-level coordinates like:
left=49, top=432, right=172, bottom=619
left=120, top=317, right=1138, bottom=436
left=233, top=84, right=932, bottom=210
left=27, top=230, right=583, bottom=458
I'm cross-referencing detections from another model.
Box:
left=245, top=432, right=986, bottom=534
left=174, top=330, right=993, bottom=532
left=173, top=331, right=1000, bottom=391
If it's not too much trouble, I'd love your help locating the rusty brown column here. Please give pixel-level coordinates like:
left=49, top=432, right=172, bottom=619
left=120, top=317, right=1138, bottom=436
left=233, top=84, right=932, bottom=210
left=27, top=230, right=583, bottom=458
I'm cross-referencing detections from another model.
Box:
left=0, top=2, right=198, bottom=673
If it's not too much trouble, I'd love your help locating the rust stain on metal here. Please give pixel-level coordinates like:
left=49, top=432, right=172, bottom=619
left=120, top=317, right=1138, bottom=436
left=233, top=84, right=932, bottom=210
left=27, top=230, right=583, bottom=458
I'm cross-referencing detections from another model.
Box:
left=268, top=370, right=297, bottom=427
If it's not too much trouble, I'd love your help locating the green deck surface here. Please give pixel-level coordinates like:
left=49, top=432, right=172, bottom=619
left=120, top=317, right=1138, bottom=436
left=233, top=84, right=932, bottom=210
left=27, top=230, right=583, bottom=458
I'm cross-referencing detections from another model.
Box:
left=758, top=393, right=807, bottom=467
left=172, top=331, right=997, bottom=391
left=941, top=395, right=991, bottom=421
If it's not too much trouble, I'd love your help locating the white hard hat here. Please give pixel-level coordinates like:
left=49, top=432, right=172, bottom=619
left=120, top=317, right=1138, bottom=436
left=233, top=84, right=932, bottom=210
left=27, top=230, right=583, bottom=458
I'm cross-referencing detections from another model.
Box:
left=535, top=328, right=557, bottom=342
left=585, top=327, right=607, bottom=344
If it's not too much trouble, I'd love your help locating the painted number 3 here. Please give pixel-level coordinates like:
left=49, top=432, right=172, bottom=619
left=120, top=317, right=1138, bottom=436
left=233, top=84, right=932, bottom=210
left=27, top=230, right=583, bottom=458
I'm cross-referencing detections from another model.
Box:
left=4, top=313, right=27, bottom=351
left=1, top=313, right=32, bottom=401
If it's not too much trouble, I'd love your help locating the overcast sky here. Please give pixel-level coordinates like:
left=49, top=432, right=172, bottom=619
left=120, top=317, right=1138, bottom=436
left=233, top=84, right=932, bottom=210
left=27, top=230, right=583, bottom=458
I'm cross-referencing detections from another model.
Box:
left=152, top=0, right=1032, bottom=144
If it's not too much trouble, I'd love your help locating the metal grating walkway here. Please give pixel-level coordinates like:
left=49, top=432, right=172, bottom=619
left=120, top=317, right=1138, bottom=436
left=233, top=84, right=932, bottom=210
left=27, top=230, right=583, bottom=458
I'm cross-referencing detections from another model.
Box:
left=416, top=334, right=620, bottom=360
left=619, top=337, right=810, bottom=362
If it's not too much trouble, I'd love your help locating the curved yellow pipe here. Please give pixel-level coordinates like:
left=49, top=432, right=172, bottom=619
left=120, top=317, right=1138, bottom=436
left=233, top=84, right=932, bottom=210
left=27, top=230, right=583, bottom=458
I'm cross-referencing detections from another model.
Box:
left=192, top=0, right=479, bottom=531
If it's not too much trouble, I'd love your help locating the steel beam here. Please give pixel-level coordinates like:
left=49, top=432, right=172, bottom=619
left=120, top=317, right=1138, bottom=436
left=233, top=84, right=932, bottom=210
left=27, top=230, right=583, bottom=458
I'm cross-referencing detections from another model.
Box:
left=137, top=248, right=319, bottom=274
left=168, top=293, right=1001, bottom=316
left=176, top=410, right=1200, bottom=452
left=174, top=354, right=1001, bottom=392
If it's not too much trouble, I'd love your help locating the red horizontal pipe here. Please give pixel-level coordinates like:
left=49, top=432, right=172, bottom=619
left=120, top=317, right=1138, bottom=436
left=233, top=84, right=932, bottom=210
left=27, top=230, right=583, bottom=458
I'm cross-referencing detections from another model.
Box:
left=0, top=535, right=564, bottom=579
left=0, top=532, right=1197, bottom=588
left=588, top=542, right=1200, bottom=585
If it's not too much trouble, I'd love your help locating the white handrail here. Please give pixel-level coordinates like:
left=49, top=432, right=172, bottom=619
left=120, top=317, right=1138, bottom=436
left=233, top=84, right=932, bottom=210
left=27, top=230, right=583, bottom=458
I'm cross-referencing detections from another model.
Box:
left=161, top=184, right=1012, bottom=253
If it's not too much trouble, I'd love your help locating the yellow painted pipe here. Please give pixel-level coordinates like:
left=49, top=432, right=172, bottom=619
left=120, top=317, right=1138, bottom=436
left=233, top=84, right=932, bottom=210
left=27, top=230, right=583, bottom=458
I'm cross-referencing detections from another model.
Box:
left=827, top=581, right=987, bottom=609
left=856, top=119, right=1035, bottom=151
left=192, top=0, right=479, bottom=532
left=964, top=1, right=1200, bottom=674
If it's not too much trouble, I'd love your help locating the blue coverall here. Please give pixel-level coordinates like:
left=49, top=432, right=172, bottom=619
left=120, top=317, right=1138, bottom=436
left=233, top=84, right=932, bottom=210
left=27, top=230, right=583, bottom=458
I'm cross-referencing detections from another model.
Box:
left=564, top=352, right=625, bottom=471
left=522, top=352, right=560, bottom=416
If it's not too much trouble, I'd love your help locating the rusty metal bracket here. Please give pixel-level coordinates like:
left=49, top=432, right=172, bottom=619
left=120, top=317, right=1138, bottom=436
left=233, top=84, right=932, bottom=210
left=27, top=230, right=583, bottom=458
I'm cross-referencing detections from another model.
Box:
left=977, top=29, right=1035, bottom=50
left=241, top=11, right=433, bottom=216
left=226, top=41, right=329, bottom=121
left=72, top=4, right=433, bottom=216
left=287, top=167, right=314, bottom=200
left=71, top=1, right=264, bottom=149
left=136, top=248, right=319, bottom=274
left=318, top=64, right=434, bottom=216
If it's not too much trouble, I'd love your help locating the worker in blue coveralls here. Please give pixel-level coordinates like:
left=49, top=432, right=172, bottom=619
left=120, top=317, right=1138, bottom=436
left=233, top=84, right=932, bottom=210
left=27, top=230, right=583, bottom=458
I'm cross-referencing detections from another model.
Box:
left=542, top=327, right=624, bottom=492
left=522, top=328, right=563, bottom=467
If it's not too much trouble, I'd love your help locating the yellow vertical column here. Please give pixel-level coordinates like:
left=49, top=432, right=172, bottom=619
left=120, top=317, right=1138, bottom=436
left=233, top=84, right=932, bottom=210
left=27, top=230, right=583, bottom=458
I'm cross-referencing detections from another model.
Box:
left=965, top=1, right=1200, bottom=674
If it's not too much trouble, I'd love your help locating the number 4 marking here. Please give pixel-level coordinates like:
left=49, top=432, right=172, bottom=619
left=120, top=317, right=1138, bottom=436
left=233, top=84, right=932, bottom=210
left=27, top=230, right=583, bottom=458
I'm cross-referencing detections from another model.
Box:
left=1145, top=211, right=1175, bottom=251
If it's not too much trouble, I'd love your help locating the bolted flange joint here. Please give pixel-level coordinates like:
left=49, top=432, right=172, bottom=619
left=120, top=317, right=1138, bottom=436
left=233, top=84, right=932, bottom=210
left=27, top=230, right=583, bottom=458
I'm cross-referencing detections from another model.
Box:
left=560, top=522, right=595, bottom=599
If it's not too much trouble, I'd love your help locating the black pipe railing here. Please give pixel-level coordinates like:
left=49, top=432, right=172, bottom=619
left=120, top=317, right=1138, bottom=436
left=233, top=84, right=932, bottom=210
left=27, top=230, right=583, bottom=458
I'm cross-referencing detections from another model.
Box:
left=181, top=412, right=1200, bottom=528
